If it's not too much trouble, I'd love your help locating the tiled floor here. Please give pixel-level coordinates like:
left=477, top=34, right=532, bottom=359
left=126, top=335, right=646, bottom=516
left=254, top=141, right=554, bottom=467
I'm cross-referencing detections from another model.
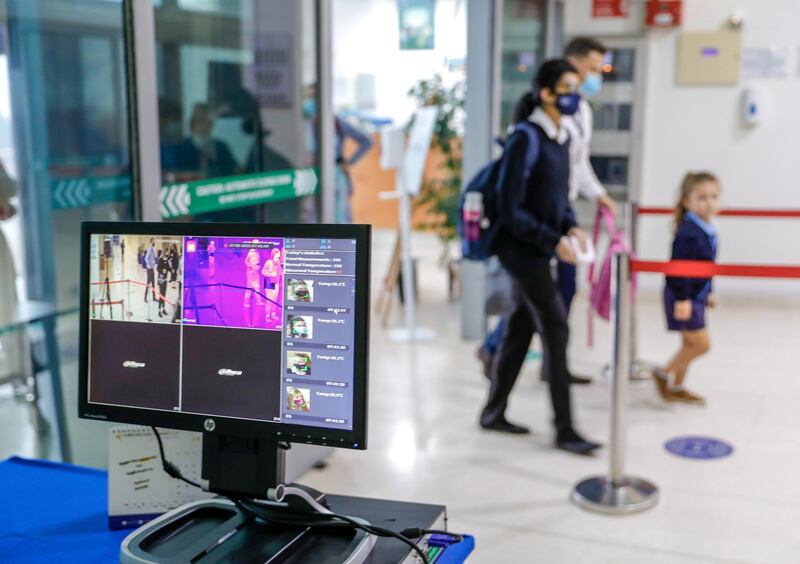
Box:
left=2, top=229, right=799, bottom=563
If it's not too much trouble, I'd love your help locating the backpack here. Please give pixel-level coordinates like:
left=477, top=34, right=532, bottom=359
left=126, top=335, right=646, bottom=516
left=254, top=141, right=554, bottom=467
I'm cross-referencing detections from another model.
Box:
left=459, top=121, right=540, bottom=260
left=587, top=205, right=636, bottom=347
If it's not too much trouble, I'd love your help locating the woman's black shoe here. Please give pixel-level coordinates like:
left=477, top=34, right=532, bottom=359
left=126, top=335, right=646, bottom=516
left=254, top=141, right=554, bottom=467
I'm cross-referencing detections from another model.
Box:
left=480, top=418, right=531, bottom=434
left=556, top=431, right=601, bottom=455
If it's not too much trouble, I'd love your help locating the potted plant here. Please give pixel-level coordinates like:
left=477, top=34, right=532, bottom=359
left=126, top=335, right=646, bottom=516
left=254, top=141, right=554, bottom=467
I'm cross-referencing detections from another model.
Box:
left=407, top=74, right=465, bottom=298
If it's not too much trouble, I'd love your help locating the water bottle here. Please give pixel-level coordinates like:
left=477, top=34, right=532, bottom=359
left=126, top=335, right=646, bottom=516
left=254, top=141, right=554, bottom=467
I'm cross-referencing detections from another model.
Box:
left=463, top=192, right=484, bottom=243
left=462, top=192, right=487, bottom=259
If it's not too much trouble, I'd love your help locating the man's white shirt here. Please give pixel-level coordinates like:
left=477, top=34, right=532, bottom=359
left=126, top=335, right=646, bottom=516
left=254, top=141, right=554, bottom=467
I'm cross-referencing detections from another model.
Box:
left=562, top=98, right=607, bottom=203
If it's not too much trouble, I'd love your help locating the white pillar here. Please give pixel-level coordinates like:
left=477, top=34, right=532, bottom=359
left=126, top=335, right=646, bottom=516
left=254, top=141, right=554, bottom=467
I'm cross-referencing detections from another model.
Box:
left=461, top=0, right=501, bottom=340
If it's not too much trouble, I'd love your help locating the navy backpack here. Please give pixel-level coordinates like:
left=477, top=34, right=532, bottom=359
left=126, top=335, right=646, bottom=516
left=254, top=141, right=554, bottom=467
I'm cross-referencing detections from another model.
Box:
left=459, top=121, right=540, bottom=260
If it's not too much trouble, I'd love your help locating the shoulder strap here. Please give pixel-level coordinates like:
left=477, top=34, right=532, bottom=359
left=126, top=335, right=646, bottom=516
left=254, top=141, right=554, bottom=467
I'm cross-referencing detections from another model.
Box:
left=511, top=121, right=540, bottom=180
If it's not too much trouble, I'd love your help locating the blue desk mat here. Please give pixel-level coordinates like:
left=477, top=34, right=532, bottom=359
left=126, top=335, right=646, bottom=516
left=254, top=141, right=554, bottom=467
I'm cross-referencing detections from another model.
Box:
left=0, top=457, right=473, bottom=563
left=0, top=457, right=126, bottom=563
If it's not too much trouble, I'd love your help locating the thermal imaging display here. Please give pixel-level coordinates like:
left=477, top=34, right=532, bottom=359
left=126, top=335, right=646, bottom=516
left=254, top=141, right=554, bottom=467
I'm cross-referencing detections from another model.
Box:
left=182, top=237, right=284, bottom=330
left=86, top=233, right=359, bottom=431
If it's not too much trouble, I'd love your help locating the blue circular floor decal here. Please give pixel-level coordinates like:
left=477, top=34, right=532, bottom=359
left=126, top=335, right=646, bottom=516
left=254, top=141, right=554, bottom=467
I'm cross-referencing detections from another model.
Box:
left=665, top=436, right=734, bottom=460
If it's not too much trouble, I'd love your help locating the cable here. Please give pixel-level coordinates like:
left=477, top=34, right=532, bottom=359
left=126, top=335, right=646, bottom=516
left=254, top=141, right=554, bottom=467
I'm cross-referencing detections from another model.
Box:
left=242, top=500, right=430, bottom=564
left=237, top=498, right=430, bottom=564
left=151, top=426, right=203, bottom=490
left=150, top=431, right=439, bottom=563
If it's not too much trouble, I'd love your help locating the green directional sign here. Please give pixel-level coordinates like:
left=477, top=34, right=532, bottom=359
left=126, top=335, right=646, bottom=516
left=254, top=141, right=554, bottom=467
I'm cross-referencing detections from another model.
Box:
left=51, top=175, right=132, bottom=210
left=160, top=168, right=319, bottom=219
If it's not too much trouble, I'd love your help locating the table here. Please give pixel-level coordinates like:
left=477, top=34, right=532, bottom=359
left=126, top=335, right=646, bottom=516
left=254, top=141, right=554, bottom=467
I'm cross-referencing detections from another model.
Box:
left=0, top=457, right=473, bottom=563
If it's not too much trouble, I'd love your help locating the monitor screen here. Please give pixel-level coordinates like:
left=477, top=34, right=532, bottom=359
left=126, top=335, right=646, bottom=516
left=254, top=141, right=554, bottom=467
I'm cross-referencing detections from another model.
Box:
left=79, top=223, right=369, bottom=449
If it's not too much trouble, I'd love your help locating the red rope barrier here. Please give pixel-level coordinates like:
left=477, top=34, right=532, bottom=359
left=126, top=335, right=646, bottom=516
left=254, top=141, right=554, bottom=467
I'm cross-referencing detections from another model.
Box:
left=92, top=278, right=175, bottom=305
left=632, top=259, right=800, bottom=280
left=90, top=280, right=132, bottom=286
left=637, top=207, right=800, bottom=218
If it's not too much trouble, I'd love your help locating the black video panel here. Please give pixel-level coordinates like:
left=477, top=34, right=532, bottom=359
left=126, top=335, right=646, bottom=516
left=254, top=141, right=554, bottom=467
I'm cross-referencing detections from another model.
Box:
left=180, top=325, right=282, bottom=421
left=88, top=319, right=181, bottom=411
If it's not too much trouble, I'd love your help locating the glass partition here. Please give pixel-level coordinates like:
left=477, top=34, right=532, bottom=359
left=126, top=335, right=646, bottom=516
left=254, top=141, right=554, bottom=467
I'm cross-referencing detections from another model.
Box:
left=3, top=0, right=135, bottom=465
left=153, top=0, right=321, bottom=224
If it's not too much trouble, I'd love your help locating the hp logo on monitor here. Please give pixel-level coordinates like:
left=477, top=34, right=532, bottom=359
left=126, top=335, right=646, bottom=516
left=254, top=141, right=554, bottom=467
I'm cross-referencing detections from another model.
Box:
left=204, top=419, right=216, bottom=432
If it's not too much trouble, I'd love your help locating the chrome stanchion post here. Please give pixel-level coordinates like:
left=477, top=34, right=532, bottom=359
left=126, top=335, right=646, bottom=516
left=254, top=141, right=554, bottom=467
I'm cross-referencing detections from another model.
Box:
left=623, top=201, right=638, bottom=253
left=610, top=252, right=632, bottom=484
left=572, top=252, right=659, bottom=514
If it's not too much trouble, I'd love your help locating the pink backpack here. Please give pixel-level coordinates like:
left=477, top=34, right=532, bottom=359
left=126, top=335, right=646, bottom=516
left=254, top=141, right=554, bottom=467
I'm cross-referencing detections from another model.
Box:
left=587, top=206, right=635, bottom=347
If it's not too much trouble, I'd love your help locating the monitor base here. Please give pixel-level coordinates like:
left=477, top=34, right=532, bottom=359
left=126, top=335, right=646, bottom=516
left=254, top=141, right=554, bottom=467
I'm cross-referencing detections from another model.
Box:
left=120, top=498, right=376, bottom=564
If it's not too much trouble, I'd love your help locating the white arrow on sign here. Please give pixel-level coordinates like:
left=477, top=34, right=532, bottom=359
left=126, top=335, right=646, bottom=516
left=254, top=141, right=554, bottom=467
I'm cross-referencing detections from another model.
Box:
left=161, top=184, right=191, bottom=218
left=65, top=179, right=80, bottom=208
left=293, top=169, right=318, bottom=197
left=178, top=184, right=190, bottom=215
left=77, top=178, right=91, bottom=206
left=159, top=186, right=170, bottom=218
left=54, top=181, right=68, bottom=209
left=54, top=178, right=92, bottom=209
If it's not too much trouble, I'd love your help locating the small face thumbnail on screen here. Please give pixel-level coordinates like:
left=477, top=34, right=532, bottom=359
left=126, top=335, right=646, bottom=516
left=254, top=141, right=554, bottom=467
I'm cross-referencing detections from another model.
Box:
left=286, top=315, right=313, bottom=340
left=287, top=351, right=312, bottom=376
left=286, top=387, right=311, bottom=412
left=287, top=279, right=314, bottom=303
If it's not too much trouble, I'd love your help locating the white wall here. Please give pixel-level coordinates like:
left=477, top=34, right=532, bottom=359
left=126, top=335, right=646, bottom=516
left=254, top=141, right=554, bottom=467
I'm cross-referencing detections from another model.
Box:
left=567, top=0, right=800, bottom=298
left=332, top=0, right=466, bottom=127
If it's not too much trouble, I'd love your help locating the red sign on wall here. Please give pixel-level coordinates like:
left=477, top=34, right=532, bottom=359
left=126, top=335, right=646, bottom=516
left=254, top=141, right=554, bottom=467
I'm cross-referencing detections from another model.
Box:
left=592, top=0, right=628, bottom=18
left=646, top=0, right=682, bottom=27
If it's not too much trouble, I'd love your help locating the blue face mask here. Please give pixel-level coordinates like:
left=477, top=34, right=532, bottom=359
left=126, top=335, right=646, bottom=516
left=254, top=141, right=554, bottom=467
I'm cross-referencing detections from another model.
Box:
left=303, top=99, right=317, bottom=119
left=581, top=72, right=603, bottom=97
left=556, top=92, right=582, bottom=116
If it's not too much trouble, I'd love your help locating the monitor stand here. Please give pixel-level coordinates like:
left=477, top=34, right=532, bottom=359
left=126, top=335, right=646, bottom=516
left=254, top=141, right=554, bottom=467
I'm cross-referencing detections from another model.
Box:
left=119, top=434, right=376, bottom=564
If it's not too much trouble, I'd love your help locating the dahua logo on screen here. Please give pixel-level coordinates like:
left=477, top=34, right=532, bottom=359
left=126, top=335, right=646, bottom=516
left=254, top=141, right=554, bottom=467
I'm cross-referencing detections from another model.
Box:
left=122, top=361, right=146, bottom=369
left=218, top=368, right=243, bottom=377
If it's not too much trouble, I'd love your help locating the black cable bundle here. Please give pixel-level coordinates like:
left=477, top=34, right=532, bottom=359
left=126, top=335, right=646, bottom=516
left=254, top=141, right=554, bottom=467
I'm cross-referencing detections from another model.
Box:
left=150, top=427, right=464, bottom=564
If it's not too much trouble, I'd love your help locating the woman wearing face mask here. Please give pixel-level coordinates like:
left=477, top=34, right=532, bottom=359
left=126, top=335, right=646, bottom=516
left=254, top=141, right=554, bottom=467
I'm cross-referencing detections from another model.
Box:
left=479, top=38, right=613, bottom=385
left=479, top=59, right=601, bottom=456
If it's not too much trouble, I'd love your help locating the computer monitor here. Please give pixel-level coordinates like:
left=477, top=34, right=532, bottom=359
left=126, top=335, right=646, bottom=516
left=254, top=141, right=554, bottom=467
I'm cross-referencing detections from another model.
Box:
left=78, top=222, right=370, bottom=497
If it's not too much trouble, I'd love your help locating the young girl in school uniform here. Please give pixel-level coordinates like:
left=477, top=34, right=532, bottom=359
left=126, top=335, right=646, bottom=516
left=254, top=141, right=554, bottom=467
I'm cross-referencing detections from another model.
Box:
left=652, top=172, right=721, bottom=405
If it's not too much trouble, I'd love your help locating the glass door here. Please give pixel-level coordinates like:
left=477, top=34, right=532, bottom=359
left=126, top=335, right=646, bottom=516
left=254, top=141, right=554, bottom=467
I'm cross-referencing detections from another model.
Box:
left=3, top=0, right=135, bottom=464
left=152, top=0, right=323, bottom=224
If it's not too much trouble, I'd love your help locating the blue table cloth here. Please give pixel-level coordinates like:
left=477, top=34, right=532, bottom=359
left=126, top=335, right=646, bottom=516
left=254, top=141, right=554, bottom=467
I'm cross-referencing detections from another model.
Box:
left=0, top=457, right=126, bottom=563
left=0, top=457, right=473, bottom=563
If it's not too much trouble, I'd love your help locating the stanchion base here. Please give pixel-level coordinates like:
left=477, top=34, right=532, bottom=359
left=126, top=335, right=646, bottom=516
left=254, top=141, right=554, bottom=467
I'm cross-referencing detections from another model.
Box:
left=572, top=475, right=659, bottom=515
left=388, top=327, right=437, bottom=342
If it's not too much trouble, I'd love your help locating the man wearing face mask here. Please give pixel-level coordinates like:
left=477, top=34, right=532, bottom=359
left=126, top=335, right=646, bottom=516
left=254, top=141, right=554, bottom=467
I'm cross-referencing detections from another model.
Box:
left=560, top=37, right=616, bottom=318
left=173, top=103, right=241, bottom=222
left=174, top=103, right=237, bottom=180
